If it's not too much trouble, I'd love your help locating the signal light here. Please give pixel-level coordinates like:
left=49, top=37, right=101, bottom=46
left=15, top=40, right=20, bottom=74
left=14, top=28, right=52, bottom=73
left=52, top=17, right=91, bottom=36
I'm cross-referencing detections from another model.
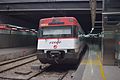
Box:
left=69, top=19, right=74, bottom=22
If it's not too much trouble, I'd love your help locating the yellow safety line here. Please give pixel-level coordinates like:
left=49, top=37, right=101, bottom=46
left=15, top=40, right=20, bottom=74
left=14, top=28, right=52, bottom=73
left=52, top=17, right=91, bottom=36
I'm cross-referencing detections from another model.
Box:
left=97, top=54, right=107, bottom=80
left=81, top=60, right=99, bottom=65
left=80, top=52, right=107, bottom=80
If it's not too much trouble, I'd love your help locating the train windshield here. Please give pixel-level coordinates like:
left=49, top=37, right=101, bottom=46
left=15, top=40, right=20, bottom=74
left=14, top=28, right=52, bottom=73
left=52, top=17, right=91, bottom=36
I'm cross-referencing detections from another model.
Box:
left=39, top=26, right=73, bottom=38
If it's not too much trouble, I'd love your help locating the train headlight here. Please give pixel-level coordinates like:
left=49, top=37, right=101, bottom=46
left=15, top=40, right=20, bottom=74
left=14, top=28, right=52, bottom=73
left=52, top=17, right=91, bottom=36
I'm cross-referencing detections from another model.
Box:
left=68, top=49, right=75, bottom=53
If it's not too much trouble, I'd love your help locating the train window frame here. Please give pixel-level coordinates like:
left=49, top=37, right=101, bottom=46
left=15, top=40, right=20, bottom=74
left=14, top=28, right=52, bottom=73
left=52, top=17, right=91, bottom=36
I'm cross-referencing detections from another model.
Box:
left=38, top=26, right=73, bottom=38
left=72, top=26, right=78, bottom=38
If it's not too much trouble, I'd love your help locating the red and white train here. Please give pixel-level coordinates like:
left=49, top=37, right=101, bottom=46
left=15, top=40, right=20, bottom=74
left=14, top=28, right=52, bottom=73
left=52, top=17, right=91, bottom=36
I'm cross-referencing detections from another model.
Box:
left=37, top=17, right=85, bottom=64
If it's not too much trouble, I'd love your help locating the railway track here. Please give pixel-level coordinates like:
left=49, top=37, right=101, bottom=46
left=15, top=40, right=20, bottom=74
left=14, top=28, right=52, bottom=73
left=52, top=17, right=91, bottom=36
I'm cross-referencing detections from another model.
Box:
left=0, top=54, right=36, bottom=66
left=0, top=63, right=50, bottom=80
left=30, top=69, right=75, bottom=80
left=0, top=54, right=40, bottom=79
left=30, top=65, right=77, bottom=80
left=0, top=54, right=79, bottom=80
left=0, top=54, right=37, bottom=73
left=57, top=71, right=69, bottom=80
left=0, top=53, right=53, bottom=80
left=0, top=62, right=76, bottom=80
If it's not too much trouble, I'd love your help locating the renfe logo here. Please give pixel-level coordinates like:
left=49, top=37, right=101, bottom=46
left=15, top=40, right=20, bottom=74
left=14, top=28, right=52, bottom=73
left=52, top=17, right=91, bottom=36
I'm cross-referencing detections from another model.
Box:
left=49, top=41, right=61, bottom=45
left=53, top=45, right=57, bottom=49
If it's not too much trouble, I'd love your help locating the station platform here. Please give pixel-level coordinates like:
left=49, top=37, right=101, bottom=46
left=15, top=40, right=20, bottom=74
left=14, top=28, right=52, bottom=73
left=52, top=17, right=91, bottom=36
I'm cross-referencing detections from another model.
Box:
left=73, top=44, right=120, bottom=80
left=0, top=46, right=36, bottom=62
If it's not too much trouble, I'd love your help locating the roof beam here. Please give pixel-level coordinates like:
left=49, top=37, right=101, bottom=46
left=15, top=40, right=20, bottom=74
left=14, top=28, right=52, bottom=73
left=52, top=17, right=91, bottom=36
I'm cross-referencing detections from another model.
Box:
left=0, top=0, right=102, bottom=12
left=90, top=0, right=97, bottom=28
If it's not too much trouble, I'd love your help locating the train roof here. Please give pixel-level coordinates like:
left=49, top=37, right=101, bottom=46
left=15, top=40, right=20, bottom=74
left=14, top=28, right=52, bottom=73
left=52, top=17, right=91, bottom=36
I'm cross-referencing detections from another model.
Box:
left=40, top=17, right=77, bottom=21
left=39, top=17, right=80, bottom=27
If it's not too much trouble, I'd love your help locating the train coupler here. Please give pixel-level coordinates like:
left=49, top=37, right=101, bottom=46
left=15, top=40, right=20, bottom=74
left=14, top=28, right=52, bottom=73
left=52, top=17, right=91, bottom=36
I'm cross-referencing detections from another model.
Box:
left=50, top=54, right=59, bottom=64
left=47, top=51, right=65, bottom=64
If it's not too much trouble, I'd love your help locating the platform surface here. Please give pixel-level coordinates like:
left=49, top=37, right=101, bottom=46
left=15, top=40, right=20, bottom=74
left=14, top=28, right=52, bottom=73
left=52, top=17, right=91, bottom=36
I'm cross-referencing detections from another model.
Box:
left=73, top=44, right=120, bottom=80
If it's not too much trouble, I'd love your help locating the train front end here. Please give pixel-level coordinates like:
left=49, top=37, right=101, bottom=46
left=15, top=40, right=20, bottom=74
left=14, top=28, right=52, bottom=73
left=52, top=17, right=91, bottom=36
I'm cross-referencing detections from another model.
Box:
left=37, top=17, right=84, bottom=64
